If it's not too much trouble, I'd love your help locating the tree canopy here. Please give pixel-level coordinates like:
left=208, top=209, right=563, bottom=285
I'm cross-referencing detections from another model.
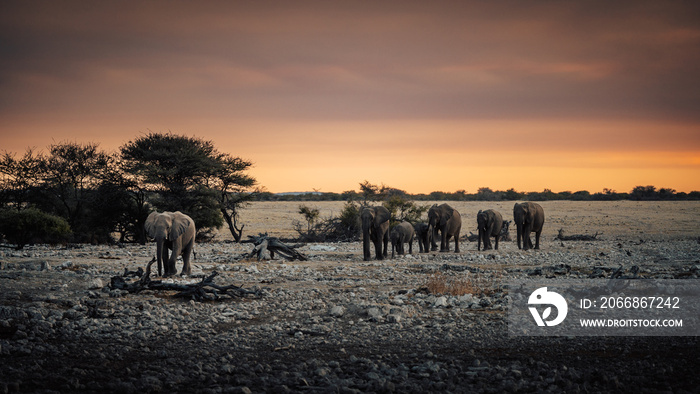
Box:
left=120, top=132, right=257, bottom=237
left=0, top=133, right=256, bottom=246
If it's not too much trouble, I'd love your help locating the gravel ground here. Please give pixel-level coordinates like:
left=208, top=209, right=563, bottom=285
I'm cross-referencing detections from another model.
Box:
left=1, top=202, right=699, bottom=393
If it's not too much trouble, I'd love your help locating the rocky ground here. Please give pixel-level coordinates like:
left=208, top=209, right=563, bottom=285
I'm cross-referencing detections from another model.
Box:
left=1, top=202, right=700, bottom=393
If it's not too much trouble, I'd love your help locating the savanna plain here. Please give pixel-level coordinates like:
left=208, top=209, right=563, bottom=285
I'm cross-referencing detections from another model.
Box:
left=1, top=201, right=699, bottom=393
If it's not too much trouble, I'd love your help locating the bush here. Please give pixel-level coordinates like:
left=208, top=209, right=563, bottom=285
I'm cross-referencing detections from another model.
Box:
left=0, top=208, right=72, bottom=249
left=382, top=195, right=429, bottom=226
left=293, top=201, right=363, bottom=242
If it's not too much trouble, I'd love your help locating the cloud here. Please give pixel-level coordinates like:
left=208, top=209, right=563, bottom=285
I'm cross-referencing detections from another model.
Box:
left=3, top=1, right=700, bottom=121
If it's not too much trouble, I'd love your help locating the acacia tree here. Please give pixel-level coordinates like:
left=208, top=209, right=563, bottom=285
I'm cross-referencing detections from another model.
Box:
left=38, top=142, right=113, bottom=241
left=99, top=158, right=151, bottom=243
left=120, top=132, right=256, bottom=239
left=210, top=155, right=257, bottom=242
left=0, top=149, right=44, bottom=211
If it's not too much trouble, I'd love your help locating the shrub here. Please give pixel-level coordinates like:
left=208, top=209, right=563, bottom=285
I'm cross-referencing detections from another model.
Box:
left=382, top=195, right=429, bottom=226
left=0, top=208, right=72, bottom=249
left=293, top=201, right=363, bottom=242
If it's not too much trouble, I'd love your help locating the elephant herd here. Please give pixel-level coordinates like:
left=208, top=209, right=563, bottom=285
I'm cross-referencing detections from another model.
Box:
left=144, top=202, right=545, bottom=276
left=361, top=202, right=545, bottom=261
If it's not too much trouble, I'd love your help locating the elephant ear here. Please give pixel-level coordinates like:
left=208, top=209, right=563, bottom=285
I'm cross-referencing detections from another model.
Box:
left=441, top=207, right=453, bottom=226
left=169, top=211, right=192, bottom=240
left=144, top=212, right=159, bottom=238
left=375, top=207, right=391, bottom=225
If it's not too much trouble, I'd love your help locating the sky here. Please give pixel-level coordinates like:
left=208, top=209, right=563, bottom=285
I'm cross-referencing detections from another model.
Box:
left=1, top=0, right=699, bottom=193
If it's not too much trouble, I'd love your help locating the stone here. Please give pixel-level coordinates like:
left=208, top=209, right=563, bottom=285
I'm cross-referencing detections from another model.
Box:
left=433, top=296, right=448, bottom=308
left=366, top=307, right=382, bottom=319
left=387, top=314, right=402, bottom=323
left=87, top=278, right=103, bottom=290
left=329, top=306, right=345, bottom=318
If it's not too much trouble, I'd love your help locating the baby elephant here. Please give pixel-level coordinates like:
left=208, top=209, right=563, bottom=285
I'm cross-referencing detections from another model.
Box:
left=477, top=209, right=503, bottom=251
left=391, top=221, right=415, bottom=258
left=413, top=222, right=432, bottom=253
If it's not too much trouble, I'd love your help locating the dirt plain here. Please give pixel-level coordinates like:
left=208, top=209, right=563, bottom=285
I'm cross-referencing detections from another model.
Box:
left=1, top=201, right=699, bottom=393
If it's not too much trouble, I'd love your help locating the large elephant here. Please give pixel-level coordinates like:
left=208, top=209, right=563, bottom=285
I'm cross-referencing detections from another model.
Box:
left=390, top=221, right=415, bottom=258
left=513, top=202, right=545, bottom=250
left=144, top=211, right=196, bottom=276
left=413, top=222, right=432, bottom=253
left=428, top=203, right=462, bottom=253
left=477, top=209, right=503, bottom=251
left=361, top=206, right=390, bottom=261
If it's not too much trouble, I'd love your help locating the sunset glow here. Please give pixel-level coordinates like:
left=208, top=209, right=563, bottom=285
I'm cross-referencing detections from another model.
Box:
left=1, top=1, right=699, bottom=193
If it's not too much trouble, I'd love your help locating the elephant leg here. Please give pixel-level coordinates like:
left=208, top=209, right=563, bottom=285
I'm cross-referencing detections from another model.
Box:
left=374, top=235, right=384, bottom=260
left=382, top=231, right=389, bottom=259
left=485, top=225, right=494, bottom=250
left=534, top=230, right=541, bottom=249
left=408, top=237, right=413, bottom=255
left=391, top=241, right=396, bottom=259
left=522, top=225, right=530, bottom=250
left=181, top=242, right=193, bottom=276
left=169, top=250, right=180, bottom=277
left=523, top=226, right=532, bottom=250
left=494, top=235, right=500, bottom=250
left=440, top=230, right=448, bottom=252
left=478, top=229, right=482, bottom=251
left=163, top=248, right=172, bottom=276
left=431, top=228, right=439, bottom=251
left=363, top=233, right=372, bottom=261
left=454, top=230, right=460, bottom=253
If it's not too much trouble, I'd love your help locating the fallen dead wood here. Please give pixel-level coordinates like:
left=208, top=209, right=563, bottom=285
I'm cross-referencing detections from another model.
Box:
left=245, top=233, right=308, bottom=261
left=556, top=228, right=600, bottom=241
left=109, top=259, right=263, bottom=301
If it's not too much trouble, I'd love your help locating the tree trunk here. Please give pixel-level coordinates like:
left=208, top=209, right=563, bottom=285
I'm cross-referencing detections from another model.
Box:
left=221, top=208, right=245, bottom=243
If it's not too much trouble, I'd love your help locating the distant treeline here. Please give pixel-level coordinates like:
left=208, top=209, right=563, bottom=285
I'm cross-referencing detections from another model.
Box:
left=257, top=186, right=700, bottom=202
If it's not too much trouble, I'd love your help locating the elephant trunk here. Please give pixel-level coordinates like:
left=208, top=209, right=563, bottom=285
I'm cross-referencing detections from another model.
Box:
left=478, top=227, right=483, bottom=251
left=155, top=236, right=165, bottom=277
left=362, top=220, right=372, bottom=261
left=428, top=222, right=439, bottom=251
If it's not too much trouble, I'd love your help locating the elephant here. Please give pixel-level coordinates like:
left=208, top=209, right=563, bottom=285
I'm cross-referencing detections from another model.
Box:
left=500, top=220, right=513, bottom=241
left=428, top=203, right=462, bottom=253
left=144, top=211, right=196, bottom=276
left=477, top=209, right=503, bottom=251
left=390, top=221, right=415, bottom=258
left=361, top=206, right=390, bottom=261
left=413, top=222, right=432, bottom=253
left=513, top=202, right=545, bottom=250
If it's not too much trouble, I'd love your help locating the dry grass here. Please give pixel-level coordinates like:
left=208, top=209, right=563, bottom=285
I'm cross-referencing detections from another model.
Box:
left=424, top=271, right=502, bottom=297
left=223, top=200, right=700, bottom=242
